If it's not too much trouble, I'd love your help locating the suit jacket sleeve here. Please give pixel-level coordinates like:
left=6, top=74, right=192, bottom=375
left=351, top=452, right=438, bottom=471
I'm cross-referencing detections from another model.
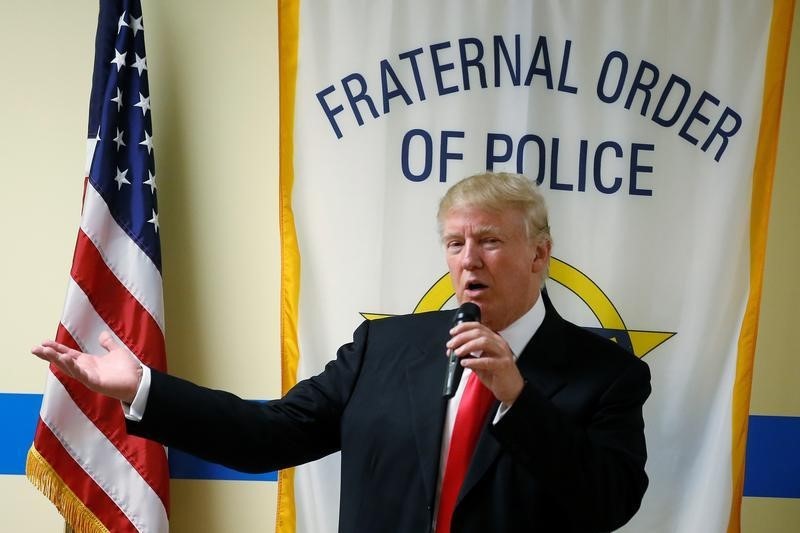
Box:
left=126, top=320, right=372, bottom=473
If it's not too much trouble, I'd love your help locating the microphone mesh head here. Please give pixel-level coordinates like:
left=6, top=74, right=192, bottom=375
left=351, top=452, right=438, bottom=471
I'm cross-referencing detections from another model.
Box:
left=454, top=302, right=481, bottom=324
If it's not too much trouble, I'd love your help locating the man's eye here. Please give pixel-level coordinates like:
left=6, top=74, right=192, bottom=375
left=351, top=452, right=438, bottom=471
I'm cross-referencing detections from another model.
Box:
left=446, top=241, right=463, bottom=251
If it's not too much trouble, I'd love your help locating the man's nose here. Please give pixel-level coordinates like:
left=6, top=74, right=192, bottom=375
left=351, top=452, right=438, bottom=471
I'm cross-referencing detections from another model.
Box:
left=461, top=241, right=483, bottom=269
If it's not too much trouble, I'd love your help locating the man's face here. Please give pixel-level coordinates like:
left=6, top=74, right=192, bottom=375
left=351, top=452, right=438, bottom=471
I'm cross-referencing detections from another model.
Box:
left=442, top=205, right=550, bottom=332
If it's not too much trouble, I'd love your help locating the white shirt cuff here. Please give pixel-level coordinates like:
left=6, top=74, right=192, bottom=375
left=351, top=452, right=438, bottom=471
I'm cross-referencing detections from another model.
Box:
left=122, top=364, right=152, bottom=422
left=493, top=401, right=513, bottom=424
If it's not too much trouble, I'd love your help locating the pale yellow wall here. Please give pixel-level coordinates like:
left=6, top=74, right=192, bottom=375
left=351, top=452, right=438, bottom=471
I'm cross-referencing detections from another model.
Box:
left=749, top=4, right=800, bottom=418
left=0, top=1, right=796, bottom=532
left=1, top=0, right=280, bottom=531
left=1, top=2, right=98, bottom=531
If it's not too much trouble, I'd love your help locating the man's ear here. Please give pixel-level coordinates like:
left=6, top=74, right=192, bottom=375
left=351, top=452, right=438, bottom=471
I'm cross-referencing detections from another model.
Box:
left=531, top=239, right=552, bottom=274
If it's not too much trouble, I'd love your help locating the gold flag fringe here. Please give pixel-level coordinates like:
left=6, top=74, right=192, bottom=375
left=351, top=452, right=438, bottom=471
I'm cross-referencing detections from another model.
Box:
left=26, top=446, right=110, bottom=533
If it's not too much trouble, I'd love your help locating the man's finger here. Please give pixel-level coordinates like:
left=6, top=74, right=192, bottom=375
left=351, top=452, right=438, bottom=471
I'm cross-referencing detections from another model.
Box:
left=31, top=345, right=50, bottom=361
left=455, top=335, right=502, bottom=357
left=41, top=340, right=79, bottom=357
left=40, top=340, right=63, bottom=351
left=98, top=331, right=118, bottom=353
left=34, top=347, right=73, bottom=376
left=449, top=321, right=487, bottom=336
left=461, top=355, right=494, bottom=370
left=38, top=345, right=61, bottom=361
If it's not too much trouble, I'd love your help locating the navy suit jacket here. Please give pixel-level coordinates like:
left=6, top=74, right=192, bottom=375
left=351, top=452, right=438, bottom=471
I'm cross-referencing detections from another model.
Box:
left=128, top=295, right=650, bottom=532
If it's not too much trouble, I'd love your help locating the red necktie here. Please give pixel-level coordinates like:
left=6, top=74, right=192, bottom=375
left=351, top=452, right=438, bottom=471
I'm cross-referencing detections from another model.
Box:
left=435, top=372, right=495, bottom=533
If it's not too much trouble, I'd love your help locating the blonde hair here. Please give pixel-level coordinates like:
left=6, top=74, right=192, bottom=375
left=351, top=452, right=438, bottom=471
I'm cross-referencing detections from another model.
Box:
left=437, top=172, right=552, bottom=247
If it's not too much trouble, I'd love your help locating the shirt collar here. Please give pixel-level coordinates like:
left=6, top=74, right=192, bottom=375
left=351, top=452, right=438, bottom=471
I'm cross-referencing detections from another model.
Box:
left=498, top=292, right=546, bottom=360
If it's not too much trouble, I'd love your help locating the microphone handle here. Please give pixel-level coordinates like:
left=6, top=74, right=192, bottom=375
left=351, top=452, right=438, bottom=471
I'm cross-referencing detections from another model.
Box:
left=443, top=348, right=464, bottom=399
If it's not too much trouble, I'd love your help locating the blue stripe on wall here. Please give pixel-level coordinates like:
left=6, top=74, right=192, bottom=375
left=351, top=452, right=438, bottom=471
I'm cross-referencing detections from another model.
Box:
left=0, top=392, right=276, bottom=482
left=0, top=393, right=42, bottom=475
left=169, top=449, right=276, bottom=481
left=744, top=415, right=800, bottom=498
left=2, top=393, right=796, bottom=494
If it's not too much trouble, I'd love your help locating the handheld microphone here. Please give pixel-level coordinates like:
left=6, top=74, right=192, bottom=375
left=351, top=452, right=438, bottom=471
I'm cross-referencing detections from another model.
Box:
left=443, top=302, right=481, bottom=399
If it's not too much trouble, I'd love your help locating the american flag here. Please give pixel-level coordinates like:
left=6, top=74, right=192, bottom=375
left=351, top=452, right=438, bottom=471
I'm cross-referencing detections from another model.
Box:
left=27, top=1, right=170, bottom=531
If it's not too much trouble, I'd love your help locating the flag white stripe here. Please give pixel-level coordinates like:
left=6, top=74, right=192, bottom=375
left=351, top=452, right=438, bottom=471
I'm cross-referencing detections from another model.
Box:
left=80, top=182, right=165, bottom=332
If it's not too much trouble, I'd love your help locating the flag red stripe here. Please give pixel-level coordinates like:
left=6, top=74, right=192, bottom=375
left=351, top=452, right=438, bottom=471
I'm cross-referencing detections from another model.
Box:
left=34, top=421, right=135, bottom=533
left=53, top=325, right=171, bottom=509
left=71, top=229, right=167, bottom=369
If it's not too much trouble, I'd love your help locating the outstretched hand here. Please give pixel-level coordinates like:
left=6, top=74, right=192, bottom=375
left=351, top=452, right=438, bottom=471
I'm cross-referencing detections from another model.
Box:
left=31, top=331, right=142, bottom=404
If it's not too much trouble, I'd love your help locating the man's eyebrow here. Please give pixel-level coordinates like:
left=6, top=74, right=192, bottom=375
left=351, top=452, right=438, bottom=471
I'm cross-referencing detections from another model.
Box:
left=472, top=225, right=502, bottom=236
left=442, top=226, right=503, bottom=241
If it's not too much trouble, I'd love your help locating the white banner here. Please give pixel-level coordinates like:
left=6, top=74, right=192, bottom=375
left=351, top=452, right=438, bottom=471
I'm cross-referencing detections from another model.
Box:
left=279, top=1, right=792, bottom=531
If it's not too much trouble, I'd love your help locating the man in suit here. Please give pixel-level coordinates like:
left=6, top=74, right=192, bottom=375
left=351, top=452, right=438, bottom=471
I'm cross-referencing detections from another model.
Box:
left=33, top=172, right=651, bottom=532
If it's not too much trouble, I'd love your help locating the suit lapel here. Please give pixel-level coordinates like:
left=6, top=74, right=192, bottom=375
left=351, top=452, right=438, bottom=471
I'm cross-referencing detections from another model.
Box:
left=405, top=327, right=450, bottom=507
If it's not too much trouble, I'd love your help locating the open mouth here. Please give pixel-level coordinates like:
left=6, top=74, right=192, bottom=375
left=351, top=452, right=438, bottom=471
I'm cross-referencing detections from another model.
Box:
left=466, top=282, right=488, bottom=292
